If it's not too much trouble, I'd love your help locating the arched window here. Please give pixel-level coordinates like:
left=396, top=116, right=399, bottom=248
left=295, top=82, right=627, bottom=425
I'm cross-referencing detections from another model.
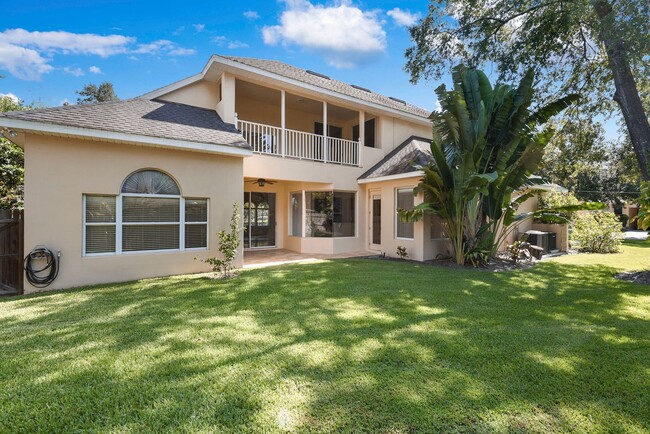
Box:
left=83, top=169, right=208, bottom=255
left=243, top=202, right=254, bottom=227
left=121, top=169, right=180, bottom=195
left=256, top=202, right=269, bottom=227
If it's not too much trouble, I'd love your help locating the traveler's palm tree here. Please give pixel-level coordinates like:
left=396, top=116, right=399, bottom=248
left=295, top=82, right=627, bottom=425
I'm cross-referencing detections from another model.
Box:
left=401, top=66, right=579, bottom=265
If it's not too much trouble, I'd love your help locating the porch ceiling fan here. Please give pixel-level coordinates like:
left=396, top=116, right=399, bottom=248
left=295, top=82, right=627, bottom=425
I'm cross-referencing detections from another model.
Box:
left=247, top=178, right=277, bottom=187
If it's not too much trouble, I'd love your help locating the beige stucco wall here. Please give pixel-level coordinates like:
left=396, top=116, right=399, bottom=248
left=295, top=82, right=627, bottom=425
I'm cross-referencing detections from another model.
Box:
left=360, top=177, right=449, bottom=262
left=158, top=79, right=221, bottom=110
left=23, top=134, right=244, bottom=293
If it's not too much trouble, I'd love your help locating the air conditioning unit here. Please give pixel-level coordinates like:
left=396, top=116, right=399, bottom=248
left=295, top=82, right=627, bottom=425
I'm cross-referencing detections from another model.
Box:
left=525, top=230, right=557, bottom=252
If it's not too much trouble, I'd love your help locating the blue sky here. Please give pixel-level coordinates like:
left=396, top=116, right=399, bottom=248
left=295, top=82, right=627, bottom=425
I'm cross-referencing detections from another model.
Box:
left=0, top=0, right=620, bottom=141
left=0, top=0, right=445, bottom=111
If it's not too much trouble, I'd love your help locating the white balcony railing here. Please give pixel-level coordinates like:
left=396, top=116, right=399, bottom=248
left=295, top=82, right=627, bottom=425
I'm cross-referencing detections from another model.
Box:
left=238, top=119, right=359, bottom=166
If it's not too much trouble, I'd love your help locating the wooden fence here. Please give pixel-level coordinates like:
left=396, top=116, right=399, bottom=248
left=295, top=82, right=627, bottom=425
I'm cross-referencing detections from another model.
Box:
left=0, top=209, right=24, bottom=294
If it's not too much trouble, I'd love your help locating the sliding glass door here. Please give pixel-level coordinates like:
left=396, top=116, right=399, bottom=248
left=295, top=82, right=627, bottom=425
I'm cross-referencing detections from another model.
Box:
left=243, top=192, right=276, bottom=248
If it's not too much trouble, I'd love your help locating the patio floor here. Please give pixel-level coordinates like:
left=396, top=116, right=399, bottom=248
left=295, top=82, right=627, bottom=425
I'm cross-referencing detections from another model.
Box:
left=244, top=249, right=372, bottom=269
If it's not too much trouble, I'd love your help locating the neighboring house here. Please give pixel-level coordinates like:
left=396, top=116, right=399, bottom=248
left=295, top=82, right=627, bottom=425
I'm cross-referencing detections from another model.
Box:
left=0, top=55, right=565, bottom=293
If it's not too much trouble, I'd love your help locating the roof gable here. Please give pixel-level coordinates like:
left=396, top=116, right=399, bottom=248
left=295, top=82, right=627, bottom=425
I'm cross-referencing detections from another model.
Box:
left=359, top=136, right=432, bottom=180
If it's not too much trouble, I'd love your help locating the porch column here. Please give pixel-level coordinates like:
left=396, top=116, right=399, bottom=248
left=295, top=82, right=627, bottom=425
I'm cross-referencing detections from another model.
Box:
left=358, top=110, right=365, bottom=167
left=323, top=101, right=328, bottom=163
left=301, top=190, right=306, bottom=238
left=281, top=90, right=286, bottom=158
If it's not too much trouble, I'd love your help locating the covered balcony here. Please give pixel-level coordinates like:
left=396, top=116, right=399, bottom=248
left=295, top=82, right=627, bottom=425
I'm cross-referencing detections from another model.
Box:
left=234, top=79, right=377, bottom=167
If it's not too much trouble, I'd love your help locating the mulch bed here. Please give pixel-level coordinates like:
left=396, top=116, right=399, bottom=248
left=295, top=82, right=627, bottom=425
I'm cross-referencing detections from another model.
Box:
left=614, top=270, right=650, bottom=285
left=368, top=254, right=539, bottom=272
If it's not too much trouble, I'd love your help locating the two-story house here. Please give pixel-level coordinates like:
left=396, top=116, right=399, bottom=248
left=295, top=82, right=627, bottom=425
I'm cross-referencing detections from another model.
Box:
left=1, top=54, right=453, bottom=292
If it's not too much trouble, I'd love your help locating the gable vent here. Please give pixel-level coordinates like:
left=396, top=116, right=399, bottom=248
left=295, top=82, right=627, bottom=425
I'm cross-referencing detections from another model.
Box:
left=351, top=84, right=372, bottom=93
left=306, top=70, right=331, bottom=80
left=389, top=96, right=407, bottom=105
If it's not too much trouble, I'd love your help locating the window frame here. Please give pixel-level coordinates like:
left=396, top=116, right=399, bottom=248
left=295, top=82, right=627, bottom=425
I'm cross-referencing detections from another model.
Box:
left=83, top=171, right=209, bottom=256
left=291, top=190, right=357, bottom=239
left=395, top=187, right=415, bottom=240
left=82, top=195, right=117, bottom=257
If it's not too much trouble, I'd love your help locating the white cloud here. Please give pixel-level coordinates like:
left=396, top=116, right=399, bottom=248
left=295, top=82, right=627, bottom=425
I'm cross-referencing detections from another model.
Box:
left=89, top=65, right=102, bottom=74
left=168, top=47, right=196, bottom=56
left=173, top=26, right=185, bottom=36
left=212, top=36, right=228, bottom=46
left=0, top=28, right=133, bottom=57
left=134, top=39, right=195, bottom=56
left=228, top=40, right=249, bottom=49
left=262, top=0, right=386, bottom=68
left=133, top=39, right=174, bottom=54
left=193, top=24, right=206, bottom=32
left=387, top=8, right=421, bottom=27
left=0, top=42, right=53, bottom=80
left=0, top=28, right=196, bottom=80
left=0, top=92, right=20, bottom=102
left=63, top=66, right=84, bottom=76
left=213, top=36, right=248, bottom=50
left=244, top=10, right=260, bottom=20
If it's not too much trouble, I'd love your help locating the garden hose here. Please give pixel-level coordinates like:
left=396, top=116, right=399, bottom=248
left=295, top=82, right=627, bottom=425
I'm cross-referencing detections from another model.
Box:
left=23, top=247, right=60, bottom=288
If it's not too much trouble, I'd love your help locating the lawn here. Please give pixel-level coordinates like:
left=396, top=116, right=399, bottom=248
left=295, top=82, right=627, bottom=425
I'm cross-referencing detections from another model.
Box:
left=1, top=242, right=649, bottom=433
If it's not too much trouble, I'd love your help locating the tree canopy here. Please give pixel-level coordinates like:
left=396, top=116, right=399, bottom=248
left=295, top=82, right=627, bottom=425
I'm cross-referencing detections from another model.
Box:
left=0, top=96, right=31, bottom=208
left=539, top=115, right=640, bottom=205
left=405, top=0, right=650, bottom=179
left=76, top=82, right=119, bottom=104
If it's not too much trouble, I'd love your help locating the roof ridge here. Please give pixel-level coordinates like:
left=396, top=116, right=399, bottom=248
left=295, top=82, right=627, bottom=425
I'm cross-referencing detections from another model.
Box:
left=0, top=97, right=139, bottom=117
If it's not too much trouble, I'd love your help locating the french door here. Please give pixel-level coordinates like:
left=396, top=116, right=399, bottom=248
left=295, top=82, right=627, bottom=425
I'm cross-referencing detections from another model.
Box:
left=243, top=192, right=276, bottom=248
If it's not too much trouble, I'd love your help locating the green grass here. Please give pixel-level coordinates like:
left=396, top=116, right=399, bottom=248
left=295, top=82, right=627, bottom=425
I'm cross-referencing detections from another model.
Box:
left=1, top=243, right=649, bottom=433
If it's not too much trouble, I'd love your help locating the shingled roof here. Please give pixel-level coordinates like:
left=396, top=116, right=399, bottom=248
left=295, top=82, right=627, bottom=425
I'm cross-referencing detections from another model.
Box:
left=358, top=136, right=432, bottom=181
left=222, top=56, right=432, bottom=119
left=0, top=98, right=250, bottom=150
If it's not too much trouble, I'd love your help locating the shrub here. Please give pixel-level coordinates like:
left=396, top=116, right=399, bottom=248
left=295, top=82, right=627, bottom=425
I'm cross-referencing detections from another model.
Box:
left=537, top=191, right=581, bottom=223
left=570, top=210, right=622, bottom=253
left=396, top=246, right=408, bottom=260
left=634, top=181, right=650, bottom=230
left=199, top=203, right=242, bottom=277
left=619, top=213, right=629, bottom=229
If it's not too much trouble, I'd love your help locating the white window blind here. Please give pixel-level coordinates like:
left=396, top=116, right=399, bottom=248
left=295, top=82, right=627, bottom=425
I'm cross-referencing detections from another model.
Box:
left=396, top=188, right=414, bottom=239
left=185, top=199, right=208, bottom=249
left=83, top=169, right=209, bottom=256
left=85, top=195, right=117, bottom=254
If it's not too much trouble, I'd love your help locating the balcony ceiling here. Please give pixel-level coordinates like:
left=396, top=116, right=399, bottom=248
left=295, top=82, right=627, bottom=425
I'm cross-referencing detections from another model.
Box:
left=236, top=79, right=359, bottom=121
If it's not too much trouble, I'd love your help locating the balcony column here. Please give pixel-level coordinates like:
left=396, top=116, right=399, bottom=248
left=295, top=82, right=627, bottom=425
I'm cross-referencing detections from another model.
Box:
left=281, top=90, right=286, bottom=158
left=358, top=110, right=365, bottom=167
left=323, top=101, right=328, bottom=163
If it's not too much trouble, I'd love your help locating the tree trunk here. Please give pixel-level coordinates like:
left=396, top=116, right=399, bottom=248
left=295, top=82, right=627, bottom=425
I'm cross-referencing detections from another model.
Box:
left=594, top=0, right=650, bottom=180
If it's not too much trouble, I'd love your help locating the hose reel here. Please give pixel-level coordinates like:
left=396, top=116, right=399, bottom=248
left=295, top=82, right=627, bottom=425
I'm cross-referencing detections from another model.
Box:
left=23, top=247, right=60, bottom=288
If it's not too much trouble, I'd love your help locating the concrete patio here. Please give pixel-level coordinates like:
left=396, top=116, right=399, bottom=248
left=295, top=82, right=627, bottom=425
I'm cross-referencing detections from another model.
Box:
left=244, top=249, right=372, bottom=269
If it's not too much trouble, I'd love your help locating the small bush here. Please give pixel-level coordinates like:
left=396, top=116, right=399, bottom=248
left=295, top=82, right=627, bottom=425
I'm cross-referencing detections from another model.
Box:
left=396, top=246, right=408, bottom=260
left=198, top=203, right=242, bottom=276
left=634, top=181, right=650, bottom=230
left=570, top=211, right=622, bottom=253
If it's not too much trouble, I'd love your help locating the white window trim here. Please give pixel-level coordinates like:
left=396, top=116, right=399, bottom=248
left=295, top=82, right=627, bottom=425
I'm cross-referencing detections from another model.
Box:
left=395, top=187, right=415, bottom=240
left=83, top=194, right=209, bottom=257
left=298, top=190, right=358, bottom=239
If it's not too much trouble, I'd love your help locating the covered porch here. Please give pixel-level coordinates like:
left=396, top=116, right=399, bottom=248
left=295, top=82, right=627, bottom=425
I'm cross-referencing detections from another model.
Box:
left=235, top=78, right=378, bottom=167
